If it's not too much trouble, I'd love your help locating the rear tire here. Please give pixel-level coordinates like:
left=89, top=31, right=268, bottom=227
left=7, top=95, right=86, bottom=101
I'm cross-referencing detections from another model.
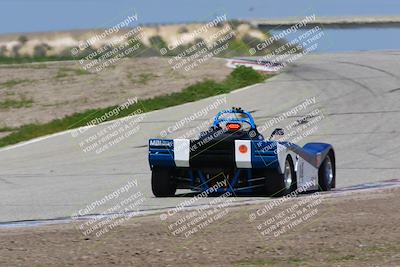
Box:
left=151, top=168, right=176, bottom=197
left=318, top=151, right=335, bottom=191
left=265, top=156, right=296, bottom=197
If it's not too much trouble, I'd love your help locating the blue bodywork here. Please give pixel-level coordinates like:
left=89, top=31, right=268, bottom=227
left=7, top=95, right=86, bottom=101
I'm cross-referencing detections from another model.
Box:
left=149, top=108, right=334, bottom=194
left=212, top=109, right=256, bottom=128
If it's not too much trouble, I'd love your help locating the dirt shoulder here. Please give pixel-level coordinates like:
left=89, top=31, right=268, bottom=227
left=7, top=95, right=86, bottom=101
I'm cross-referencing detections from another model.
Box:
left=0, top=57, right=230, bottom=129
left=1, top=187, right=399, bottom=267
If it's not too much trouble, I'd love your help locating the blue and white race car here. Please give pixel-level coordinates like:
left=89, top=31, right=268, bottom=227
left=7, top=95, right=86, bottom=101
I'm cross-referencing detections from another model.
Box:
left=148, top=108, right=335, bottom=197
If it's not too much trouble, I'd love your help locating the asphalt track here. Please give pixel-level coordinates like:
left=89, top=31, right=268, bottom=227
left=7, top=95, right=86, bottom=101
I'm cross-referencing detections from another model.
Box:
left=1, top=51, right=400, bottom=223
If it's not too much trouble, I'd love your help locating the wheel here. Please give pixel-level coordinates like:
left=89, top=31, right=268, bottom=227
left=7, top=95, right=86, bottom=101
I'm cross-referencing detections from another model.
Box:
left=318, top=151, right=335, bottom=191
left=265, top=156, right=296, bottom=197
left=151, top=168, right=176, bottom=197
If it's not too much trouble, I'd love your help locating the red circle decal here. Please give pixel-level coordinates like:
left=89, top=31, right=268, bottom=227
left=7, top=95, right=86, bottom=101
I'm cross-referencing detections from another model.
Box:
left=239, top=144, right=248, bottom=154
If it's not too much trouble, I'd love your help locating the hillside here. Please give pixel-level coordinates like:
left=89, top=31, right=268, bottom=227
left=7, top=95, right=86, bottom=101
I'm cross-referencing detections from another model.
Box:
left=0, top=21, right=284, bottom=59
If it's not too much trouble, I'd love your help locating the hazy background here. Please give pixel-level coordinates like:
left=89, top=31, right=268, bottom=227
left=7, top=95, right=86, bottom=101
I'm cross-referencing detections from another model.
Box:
left=0, top=0, right=399, bottom=51
left=0, top=0, right=399, bottom=33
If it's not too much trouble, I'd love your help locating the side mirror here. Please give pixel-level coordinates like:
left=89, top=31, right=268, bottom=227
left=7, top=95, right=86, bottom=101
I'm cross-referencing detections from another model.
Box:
left=269, top=128, right=284, bottom=140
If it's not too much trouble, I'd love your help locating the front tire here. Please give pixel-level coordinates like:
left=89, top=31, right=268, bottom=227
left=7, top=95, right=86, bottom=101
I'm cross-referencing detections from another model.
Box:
left=265, top=156, right=296, bottom=197
left=151, top=168, right=176, bottom=197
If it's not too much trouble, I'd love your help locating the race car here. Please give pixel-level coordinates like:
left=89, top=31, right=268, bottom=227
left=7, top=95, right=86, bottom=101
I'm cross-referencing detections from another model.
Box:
left=148, top=107, right=335, bottom=197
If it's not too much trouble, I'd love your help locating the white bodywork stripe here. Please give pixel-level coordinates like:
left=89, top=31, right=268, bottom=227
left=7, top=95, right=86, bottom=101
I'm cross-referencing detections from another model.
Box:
left=235, top=140, right=252, bottom=168
left=297, top=157, right=319, bottom=190
left=173, top=139, right=190, bottom=167
left=276, top=143, right=287, bottom=174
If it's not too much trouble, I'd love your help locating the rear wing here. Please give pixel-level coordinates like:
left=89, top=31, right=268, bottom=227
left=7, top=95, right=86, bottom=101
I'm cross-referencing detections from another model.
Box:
left=148, top=138, right=280, bottom=170
left=148, top=138, right=333, bottom=171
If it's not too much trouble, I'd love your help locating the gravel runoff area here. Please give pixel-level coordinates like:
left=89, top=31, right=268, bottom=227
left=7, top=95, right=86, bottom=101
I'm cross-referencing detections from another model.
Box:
left=0, top=187, right=399, bottom=267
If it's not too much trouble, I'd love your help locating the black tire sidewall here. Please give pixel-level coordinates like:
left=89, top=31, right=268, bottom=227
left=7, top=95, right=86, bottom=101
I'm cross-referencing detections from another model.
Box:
left=318, top=153, right=334, bottom=191
left=151, top=168, right=176, bottom=197
left=265, top=156, right=296, bottom=197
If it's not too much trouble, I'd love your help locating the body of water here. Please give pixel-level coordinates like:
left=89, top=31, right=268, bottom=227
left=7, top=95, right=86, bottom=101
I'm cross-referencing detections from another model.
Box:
left=271, top=27, right=400, bottom=52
